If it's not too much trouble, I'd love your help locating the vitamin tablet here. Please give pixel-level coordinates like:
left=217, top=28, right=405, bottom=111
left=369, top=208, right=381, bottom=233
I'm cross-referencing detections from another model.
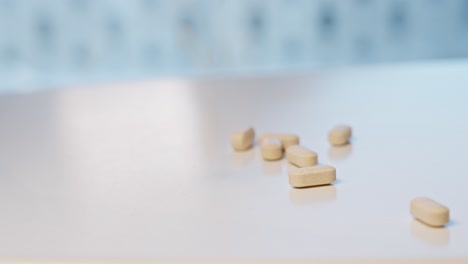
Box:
left=288, top=165, right=336, bottom=188
left=410, top=197, right=449, bottom=227
left=231, top=127, right=255, bottom=151
left=258, top=133, right=299, bottom=150
left=286, top=145, right=318, bottom=167
left=328, top=125, right=352, bottom=146
left=260, top=138, right=283, bottom=161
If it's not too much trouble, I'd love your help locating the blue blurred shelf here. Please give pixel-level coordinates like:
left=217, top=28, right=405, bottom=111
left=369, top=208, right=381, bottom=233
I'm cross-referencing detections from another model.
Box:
left=0, top=0, right=468, bottom=92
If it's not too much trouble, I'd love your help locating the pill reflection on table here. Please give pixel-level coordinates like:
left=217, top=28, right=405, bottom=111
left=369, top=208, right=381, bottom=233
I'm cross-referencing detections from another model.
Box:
left=289, top=185, right=337, bottom=205
left=230, top=148, right=256, bottom=168
left=410, top=219, right=450, bottom=247
left=261, top=159, right=283, bottom=175
left=328, top=144, right=352, bottom=161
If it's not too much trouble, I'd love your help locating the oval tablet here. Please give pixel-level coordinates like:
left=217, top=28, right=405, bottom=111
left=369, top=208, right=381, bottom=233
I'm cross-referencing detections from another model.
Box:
left=288, top=165, right=336, bottom=188
left=258, top=133, right=299, bottom=150
left=260, top=137, right=283, bottom=161
left=328, top=125, right=352, bottom=146
left=231, top=127, right=255, bottom=151
left=410, top=197, right=449, bottom=227
left=286, top=145, right=317, bottom=167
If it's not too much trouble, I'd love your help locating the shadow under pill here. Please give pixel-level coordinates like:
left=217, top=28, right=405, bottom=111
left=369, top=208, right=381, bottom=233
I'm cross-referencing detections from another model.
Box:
left=444, top=220, right=456, bottom=228
left=289, top=184, right=337, bottom=205
left=333, top=179, right=343, bottom=185
left=328, top=143, right=352, bottom=161
left=410, top=219, right=450, bottom=247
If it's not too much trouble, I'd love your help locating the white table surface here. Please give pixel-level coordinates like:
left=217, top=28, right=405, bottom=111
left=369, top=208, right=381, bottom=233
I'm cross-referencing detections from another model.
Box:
left=1, top=60, right=468, bottom=263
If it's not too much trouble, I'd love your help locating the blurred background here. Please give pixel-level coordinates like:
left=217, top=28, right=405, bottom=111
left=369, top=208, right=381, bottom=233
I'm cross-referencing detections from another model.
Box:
left=0, top=0, right=468, bottom=94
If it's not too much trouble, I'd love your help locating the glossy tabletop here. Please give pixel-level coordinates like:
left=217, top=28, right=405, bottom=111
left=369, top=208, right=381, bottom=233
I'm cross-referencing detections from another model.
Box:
left=1, top=60, right=468, bottom=263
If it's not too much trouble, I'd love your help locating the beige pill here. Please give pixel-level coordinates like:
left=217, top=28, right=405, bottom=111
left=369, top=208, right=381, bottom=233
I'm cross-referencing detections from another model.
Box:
left=288, top=165, right=336, bottom=188
left=260, top=138, right=283, bottom=161
left=258, top=133, right=299, bottom=150
left=328, top=125, right=352, bottom=146
left=231, top=127, right=255, bottom=151
left=410, top=197, right=450, bottom=227
left=286, top=145, right=318, bottom=167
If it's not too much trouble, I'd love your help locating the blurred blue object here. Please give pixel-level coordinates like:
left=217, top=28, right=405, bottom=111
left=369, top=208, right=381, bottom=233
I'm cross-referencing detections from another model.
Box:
left=0, top=0, right=468, bottom=93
